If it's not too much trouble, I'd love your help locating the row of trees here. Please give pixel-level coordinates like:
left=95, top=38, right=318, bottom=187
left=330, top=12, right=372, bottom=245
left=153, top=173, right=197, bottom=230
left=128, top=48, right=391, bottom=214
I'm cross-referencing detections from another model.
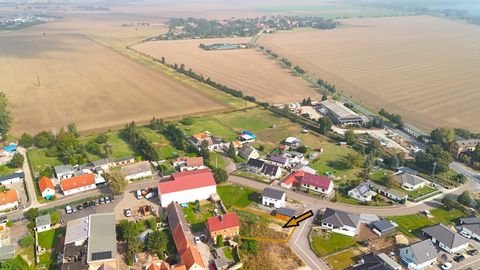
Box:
left=122, top=122, right=159, bottom=161
left=379, top=108, right=403, bottom=127
left=430, top=127, right=480, bottom=169
left=0, top=92, right=12, bottom=140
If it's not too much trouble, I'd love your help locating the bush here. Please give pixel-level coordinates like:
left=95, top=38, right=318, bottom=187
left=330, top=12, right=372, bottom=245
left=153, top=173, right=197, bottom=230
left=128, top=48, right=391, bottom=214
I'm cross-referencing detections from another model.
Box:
left=216, top=234, right=224, bottom=247
left=8, top=153, right=24, bottom=168
left=297, top=145, right=308, bottom=153
left=180, top=117, right=194, bottom=125
left=95, top=134, right=108, bottom=144
left=18, top=133, right=33, bottom=148
left=33, top=131, right=55, bottom=148
left=19, top=235, right=34, bottom=248
left=5, top=221, right=13, bottom=227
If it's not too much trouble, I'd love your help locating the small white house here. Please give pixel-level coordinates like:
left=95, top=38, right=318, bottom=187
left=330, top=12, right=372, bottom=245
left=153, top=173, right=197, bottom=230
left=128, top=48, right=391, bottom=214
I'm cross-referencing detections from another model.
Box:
left=395, top=173, right=428, bottom=191
left=38, top=176, right=55, bottom=200
left=348, top=183, right=376, bottom=202
left=54, top=165, right=75, bottom=180
left=321, top=208, right=360, bottom=237
left=35, top=214, right=51, bottom=233
left=399, top=239, right=437, bottom=270
left=238, top=145, right=259, bottom=160
left=0, top=172, right=24, bottom=186
left=301, top=173, right=334, bottom=195
left=261, top=188, right=286, bottom=208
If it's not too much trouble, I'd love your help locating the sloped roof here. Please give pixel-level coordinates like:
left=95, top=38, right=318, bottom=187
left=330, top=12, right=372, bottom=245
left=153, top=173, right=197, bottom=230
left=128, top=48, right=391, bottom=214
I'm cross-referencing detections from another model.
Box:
left=0, top=190, right=17, bottom=205
left=207, top=213, right=240, bottom=233
left=181, top=245, right=205, bottom=269
left=302, top=173, right=332, bottom=190
left=460, top=217, right=480, bottom=224
left=38, top=176, right=54, bottom=193
left=158, top=169, right=216, bottom=194
left=371, top=220, right=395, bottom=233
left=60, top=174, right=95, bottom=192
left=322, top=208, right=360, bottom=228
left=268, top=155, right=287, bottom=165
left=401, top=239, right=437, bottom=265
left=461, top=223, right=480, bottom=236
left=0, top=172, right=24, bottom=182
left=120, top=161, right=151, bottom=176
left=422, top=224, right=469, bottom=249
left=238, top=145, right=255, bottom=158
left=261, top=163, right=280, bottom=176
left=395, top=173, right=427, bottom=186
left=282, top=171, right=305, bottom=186
left=54, top=164, right=74, bottom=174
left=185, top=157, right=204, bottom=167
left=277, top=207, right=296, bottom=217
left=35, top=214, right=51, bottom=227
left=262, top=187, right=285, bottom=200
left=246, top=158, right=264, bottom=169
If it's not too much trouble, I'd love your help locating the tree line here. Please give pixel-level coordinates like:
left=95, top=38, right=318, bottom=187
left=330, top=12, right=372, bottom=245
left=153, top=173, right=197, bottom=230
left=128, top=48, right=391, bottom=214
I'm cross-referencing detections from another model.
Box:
left=122, top=122, right=159, bottom=161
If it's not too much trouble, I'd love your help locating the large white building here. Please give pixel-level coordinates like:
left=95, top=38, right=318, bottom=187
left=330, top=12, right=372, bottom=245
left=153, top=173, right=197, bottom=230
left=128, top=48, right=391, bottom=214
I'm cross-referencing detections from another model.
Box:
left=319, top=100, right=366, bottom=126
left=158, top=169, right=217, bottom=207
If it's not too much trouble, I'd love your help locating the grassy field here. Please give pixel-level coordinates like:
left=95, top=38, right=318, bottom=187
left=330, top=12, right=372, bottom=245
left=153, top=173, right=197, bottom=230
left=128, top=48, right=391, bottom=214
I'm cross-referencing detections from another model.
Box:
left=311, top=232, right=357, bottom=257
left=217, top=184, right=260, bottom=209
left=0, top=165, right=18, bottom=176
left=38, top=227, right=65, bottom=250
left=259, top=16, right=480, bottom=132
left=79, top=131, right=137, bottom=160
left=138, top=127, right=185, bottom=159
left=178, top=116, right=238, bottom=141
left=232, top=170, right=271, bottom=183
left=182, top=201, right=216, bottom=232
left=389, top=208, right=465, bottom=237
left=27, top=149, right=63, bottom=175
left=134, top=37, right=319, bottom=104
left=325, top=249, right=359, bottom=270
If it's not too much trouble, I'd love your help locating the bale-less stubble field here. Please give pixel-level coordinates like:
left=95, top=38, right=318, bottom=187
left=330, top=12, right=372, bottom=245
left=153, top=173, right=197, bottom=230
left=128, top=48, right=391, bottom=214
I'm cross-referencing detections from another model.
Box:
left=259, top=16, right=480, bottom=132
left=0, top=34, right=229, bottom=135
left=134, top=38, right=320, bottom=104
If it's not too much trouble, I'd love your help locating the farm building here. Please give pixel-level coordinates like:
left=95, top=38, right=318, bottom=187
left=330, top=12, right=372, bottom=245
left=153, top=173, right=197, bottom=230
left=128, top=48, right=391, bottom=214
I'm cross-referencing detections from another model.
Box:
left=92, top=159, right=110, bottom=174
left=261, top=187, right=286, bottom=208
left=0, top=190, right=18, bottom=212
left=319, top=100, right=366, bottom=126
left=38, top=176, right=55, bottom=200
left=0, top=172, right=24, bottom=185
left=109, top=157, right=135, bottom=167
left=60, top=174, right=96, bottom=196
left=206, top=213, right=240, bottom=240
left=173, top=156, right=207, bottom=172
left=121, top=161, right=153, bottom=181
left=158, top=169, right=216, bottom=207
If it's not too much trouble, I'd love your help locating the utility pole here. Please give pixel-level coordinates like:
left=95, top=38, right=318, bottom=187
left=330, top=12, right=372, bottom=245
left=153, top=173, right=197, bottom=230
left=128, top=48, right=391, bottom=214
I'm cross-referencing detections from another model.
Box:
left=37, top=75, right=41, bottom=87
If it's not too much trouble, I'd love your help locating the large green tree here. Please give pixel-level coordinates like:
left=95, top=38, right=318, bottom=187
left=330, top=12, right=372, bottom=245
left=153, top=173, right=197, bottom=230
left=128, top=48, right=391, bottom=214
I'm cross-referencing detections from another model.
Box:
left=144, top=230, right=171, bottom=259
left=457, top=191, right=472, bottom=206
left=18, top=133, right=33, bottom=148
left=213, top=168, right=228, bottom=184
left=430, top=128, right=455, bottom=149
left=344, top=129, right=357, bottom=145
left=0, top=93, right=12, bottom=139
left=107, top=171, right=128, bottom=195
left=318, top=117, right=333, bottom=135
left=343, top=152, right=364, bottom=169
left=8, top=153, right=24, bottom=168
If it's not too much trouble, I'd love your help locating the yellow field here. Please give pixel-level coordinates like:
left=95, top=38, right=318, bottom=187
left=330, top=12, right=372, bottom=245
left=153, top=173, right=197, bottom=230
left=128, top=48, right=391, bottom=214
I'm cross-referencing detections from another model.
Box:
left=134, top=37, right=320, bottom=104
left=259, top=16, right=480, bottom=131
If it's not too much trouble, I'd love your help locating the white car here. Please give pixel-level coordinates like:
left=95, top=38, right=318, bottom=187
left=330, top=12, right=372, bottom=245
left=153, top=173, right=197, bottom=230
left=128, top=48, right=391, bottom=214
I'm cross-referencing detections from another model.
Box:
left=145, top=192, right=155, bottom=200
left=65, top=205, right=72, bottom=214
left=194, top=236, right=201, bottom=244
left=441, top=262, right=452, bottom=270
left=460, top=231, right=472, bottom=239
left=124, top=209, right=132, bottom=217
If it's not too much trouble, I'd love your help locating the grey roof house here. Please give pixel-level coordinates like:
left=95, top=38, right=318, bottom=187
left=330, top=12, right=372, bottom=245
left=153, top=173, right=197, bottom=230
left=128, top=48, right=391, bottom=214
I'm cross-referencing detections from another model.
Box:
left=459, top=216, right=480, bottom=225
left=422, top=224, right=470, bottom=253
left=395, top=173, right=428, bottom=190
left=54, top=164, right=75, bottom=179
left=238, top=145, right=259, bottom=160
left=371, top=220, right=396, bottom=236
left=399, top=239, right=437, bottom=270
left=260, top=163, right=282, bottom=179
left=35, top=214, right=51, bottom=232
left=245, top=158, right=264, bottom=172
left=321, top=208, right=360, bottom=237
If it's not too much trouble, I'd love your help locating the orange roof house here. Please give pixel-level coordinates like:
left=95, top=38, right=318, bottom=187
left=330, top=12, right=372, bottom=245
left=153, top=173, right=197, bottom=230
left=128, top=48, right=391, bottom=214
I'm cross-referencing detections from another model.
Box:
left=60, top=174, right=96, bottom=196
left=0, top=190, right=18, bottom=211
left=206, top=213, right=240, bottom=240
left=38, top=176, right=55, bottom=199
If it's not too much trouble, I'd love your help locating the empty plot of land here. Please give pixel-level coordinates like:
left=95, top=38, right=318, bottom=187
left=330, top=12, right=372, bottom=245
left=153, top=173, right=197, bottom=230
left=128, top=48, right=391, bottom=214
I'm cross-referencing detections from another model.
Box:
left=134, top=37, right=319, bottom=104
left=259, top=16, right=480, bottom=131
left=0, top=34, right=228, bottom=135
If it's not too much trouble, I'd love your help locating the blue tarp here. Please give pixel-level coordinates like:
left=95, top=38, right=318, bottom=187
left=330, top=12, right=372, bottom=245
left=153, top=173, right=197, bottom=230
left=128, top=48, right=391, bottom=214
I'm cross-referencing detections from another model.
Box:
left=242, top=131, right=256, bottom=139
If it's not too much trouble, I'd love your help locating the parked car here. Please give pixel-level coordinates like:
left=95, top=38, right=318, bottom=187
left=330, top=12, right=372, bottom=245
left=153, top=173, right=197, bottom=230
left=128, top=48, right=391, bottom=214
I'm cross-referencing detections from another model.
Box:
left=194, top=236, right=201, bottom=244
left=99, top=197, right=105, bottom=204
left=72, top=207, right=77, bottom=213
left=467, top=249, right=478, bottom=256
left=136, top=190, right=143, bottom=200
left=454, top=255, right=465, bottom=262
left=94, top=200, right=99, bottom=206
left=65, top=205, right=72, bottom=214
left=145, top=192, right=155, bottom=200
left=105, top=196, right=111, bottom=203
left=460, top=231, right=472, bottom=239
left=441, top=262, right=452, bottom=270
left=83, top=202, right=89, bottom=209
left=88, top=201, right=95, bottom=207
left=124, top=209, right=132, bottom=217
left=76, top=205, right=83, bottom=211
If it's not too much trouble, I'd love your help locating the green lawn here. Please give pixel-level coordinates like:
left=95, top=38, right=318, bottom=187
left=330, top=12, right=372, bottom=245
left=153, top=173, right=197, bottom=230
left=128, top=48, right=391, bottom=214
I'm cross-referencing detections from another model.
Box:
left=389, top=208, right=465, bottom=237
left=209, top=152, right=226, bottom=170
left=27, top=149, right=62, bottom=175
left=336, top=193, right=390, bottom=206
left=79, top=131, right=137, bottom=160
left=217, top=184, right=260, bottom=208
left=139, top=127, right=185, bottom=159
left=179, top=116, right=238, bottom=141
left=182, top=202, right=216, bottom=232
left=325, top=249, right=357, bottom=270
left=0, top=165, right=18, bottom=176
left=309, top=141, right=361, bottom=182
left=232, top=170, right=271, bottom=183
left=38, top=227, right=66, bottom=250
left=404, top=186, right=438, bottom=200
left=223, top=247, right=234, bottom=260
left=311, top=232, right=357, bottom=257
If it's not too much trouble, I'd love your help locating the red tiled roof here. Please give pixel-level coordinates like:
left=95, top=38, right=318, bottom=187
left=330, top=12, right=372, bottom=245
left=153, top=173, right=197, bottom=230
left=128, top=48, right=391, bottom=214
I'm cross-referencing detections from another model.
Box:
left=0, top=190, right=17, bottom=205
left=38, top=176, right=54, bottom=193
left=282, top=171, right=305, bottom=186
left=186, top=157, right=204, bottom=167
left=60, top=174, right=95, bottom=192
left=207, top=212, right=240, bottom=233
left=158, top=169, right=216, bottom=194
left=302, top=172, right=332, bottom=189
left=181, top=245, right=205, bottom=269
left=172, top=225, right=189, bottom=253
left=171, top=265, right=187, bottom=270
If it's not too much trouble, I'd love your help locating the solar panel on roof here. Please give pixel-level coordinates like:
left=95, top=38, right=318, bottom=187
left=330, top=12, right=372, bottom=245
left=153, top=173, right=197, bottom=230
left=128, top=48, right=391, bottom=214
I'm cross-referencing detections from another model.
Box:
left=91, top=251, right=112, bottom=261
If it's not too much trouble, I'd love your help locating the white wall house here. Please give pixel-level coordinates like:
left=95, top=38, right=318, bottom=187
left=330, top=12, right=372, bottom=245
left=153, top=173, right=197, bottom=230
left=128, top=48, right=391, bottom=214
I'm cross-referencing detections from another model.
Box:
left=460, top=224, right=480, bottom=241
left=121, top=161, right=153, bottom=181
left=301, top=174, right=334, bottom=195
left=158, top=169, right=217, bottom=207
left=60, top=174, right=97, bottom=196
left=399, top=240, right=437, bottom=270
left=422, top=224, right=470, bottom=254
left=0, top=190, right=18, bottom=212
left=321, top=208, right=360, bottom=237
left=395, top=173, right=428, bottom=191
left=35, top=214, right=51, bottom=233
left=261, top=188, right=286, bottom=208
left=0, top=172, right=24, bottom=186
left=348, top=183, right=376, bottom=202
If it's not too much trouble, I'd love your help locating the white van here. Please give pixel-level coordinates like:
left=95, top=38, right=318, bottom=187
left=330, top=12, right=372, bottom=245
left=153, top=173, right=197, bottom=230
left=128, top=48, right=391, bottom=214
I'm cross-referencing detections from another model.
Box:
left=145, top=192, right=154, bottom=200
left=136, top=190, right=143, bottom=200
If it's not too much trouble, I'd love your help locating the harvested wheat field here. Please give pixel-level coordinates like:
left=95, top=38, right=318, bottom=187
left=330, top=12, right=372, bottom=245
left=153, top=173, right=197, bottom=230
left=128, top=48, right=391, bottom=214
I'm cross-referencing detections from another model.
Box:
left=0, top=34, right=229, bottom=135
left=134, top=37, right=320, bottom=104
left=259, top=16, right=480, bottom=132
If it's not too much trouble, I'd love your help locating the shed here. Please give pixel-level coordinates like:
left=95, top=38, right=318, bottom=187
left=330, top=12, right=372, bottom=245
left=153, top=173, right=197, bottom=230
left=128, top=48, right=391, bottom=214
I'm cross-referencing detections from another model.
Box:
left=371, top=220, right=396, bottom=236
left=276, top=207, right=296, bottom=220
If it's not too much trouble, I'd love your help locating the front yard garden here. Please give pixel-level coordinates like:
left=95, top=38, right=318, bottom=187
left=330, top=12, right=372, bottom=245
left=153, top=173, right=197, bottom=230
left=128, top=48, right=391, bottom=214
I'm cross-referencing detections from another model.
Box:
left=310, top=230, right=357, bottom=257
left=217, top=184, right=260, bottom=209
left=182, top=201, right=218, bottom=232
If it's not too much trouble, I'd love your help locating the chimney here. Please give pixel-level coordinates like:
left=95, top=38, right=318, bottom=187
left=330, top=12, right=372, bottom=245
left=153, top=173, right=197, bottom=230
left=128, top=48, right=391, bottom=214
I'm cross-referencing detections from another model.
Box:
left=219, top=215, right=224, bottom=223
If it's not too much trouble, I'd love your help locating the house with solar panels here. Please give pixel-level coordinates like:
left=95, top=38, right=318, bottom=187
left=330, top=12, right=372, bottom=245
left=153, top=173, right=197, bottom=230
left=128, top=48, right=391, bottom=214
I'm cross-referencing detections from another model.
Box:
left=87, top=213, right=117, bottom=270
left=348, top=182, right=377, bottom=202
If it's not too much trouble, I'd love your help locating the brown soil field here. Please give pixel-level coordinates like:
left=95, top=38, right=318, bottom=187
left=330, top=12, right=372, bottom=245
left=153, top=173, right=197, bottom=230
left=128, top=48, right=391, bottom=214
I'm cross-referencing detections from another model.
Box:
left=134, top=38, right=320, bottom=104
left=0, top=33, right=229, bottom=135
left=259, top=16, right=480, bottom=132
